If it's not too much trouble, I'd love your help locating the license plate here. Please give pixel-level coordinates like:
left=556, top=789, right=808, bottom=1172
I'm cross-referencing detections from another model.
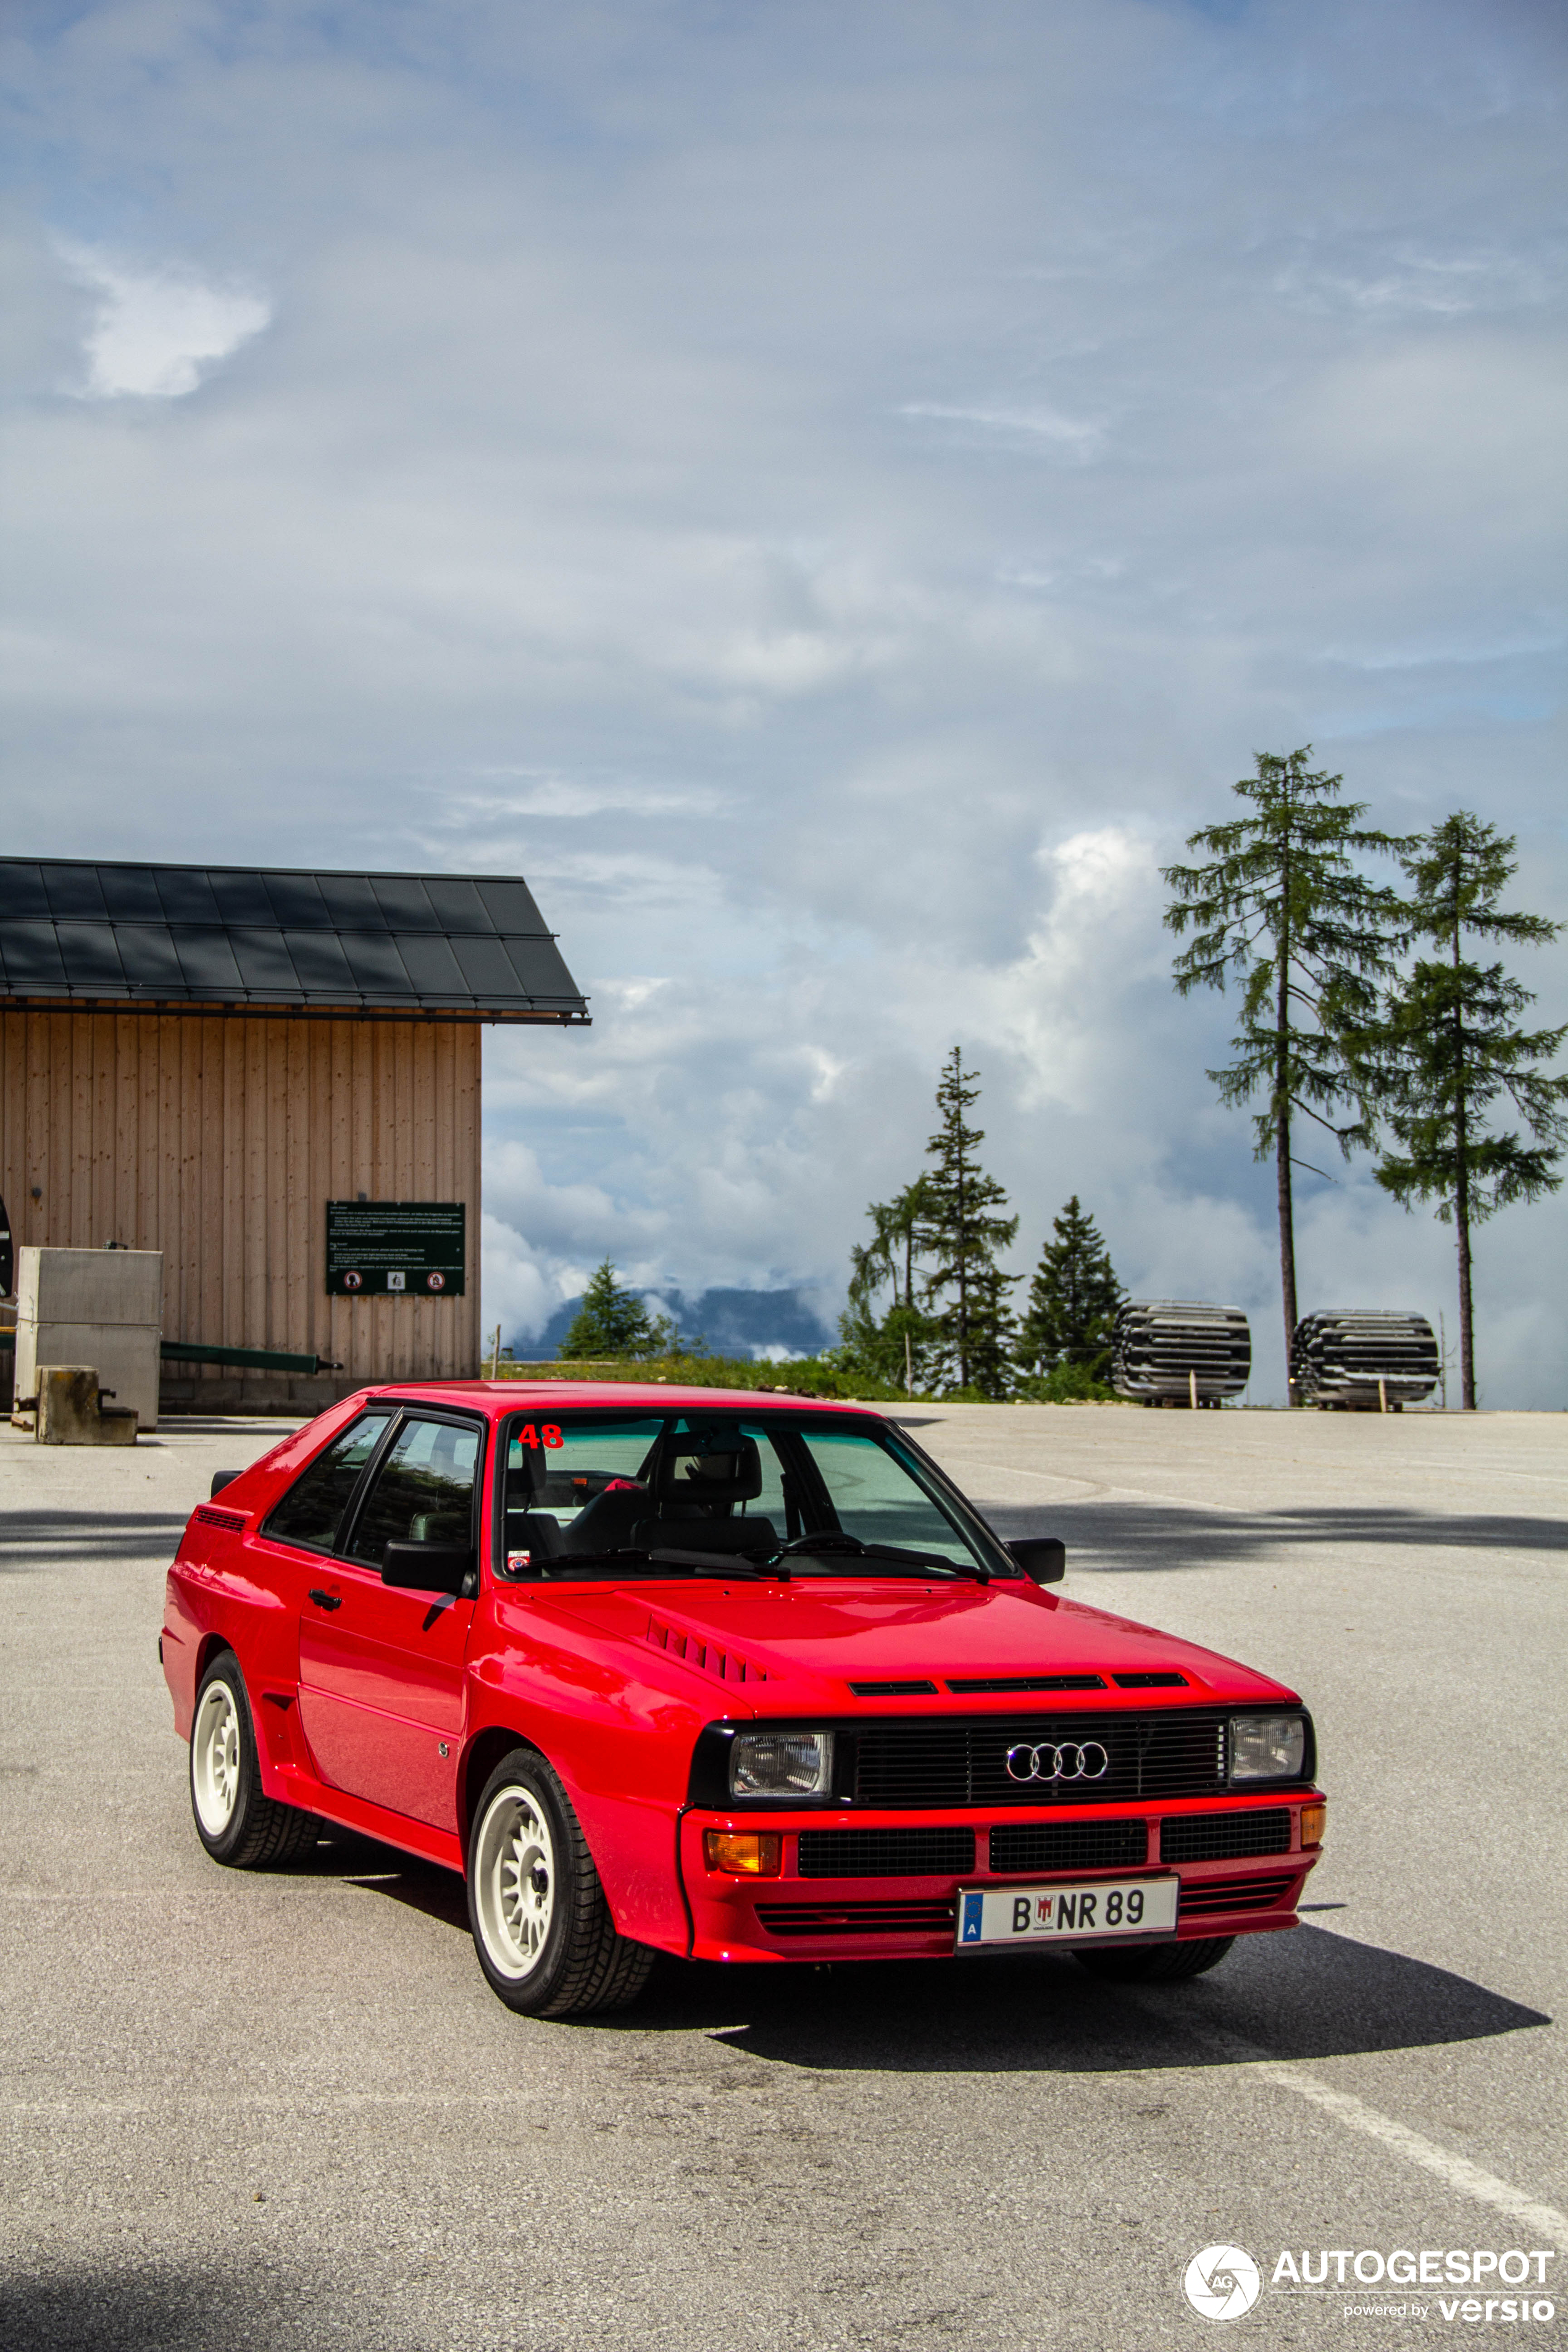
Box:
left=956, top=1875, right=1178, bottom=1949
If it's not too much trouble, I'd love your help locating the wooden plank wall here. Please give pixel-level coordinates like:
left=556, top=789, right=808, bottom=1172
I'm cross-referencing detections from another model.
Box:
left=0, top=1011, right=481, bottom=1380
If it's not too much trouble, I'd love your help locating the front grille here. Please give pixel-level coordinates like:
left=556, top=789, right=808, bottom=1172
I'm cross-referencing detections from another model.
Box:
left=1180, top=1872, right=1295, bottom=1916
left=1112, top=1672, right=1186, bottom=1689
left=849, top=1680, right=937, bottom=1697
left=945, top=1675, right=1104, bottom=1693
left=851, top=1708, right=1229, bottom=1809
left=1162, top=1809, right=1291, bottom=1862
left=756, top=1899, right=956, bottom=1938
left=989, top=1819, right=1148, bottom=1874
left=797, top=1828, right=975, bottom=1878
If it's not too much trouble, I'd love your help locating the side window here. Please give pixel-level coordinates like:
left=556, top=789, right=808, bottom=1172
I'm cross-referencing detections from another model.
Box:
left=264, top=1412, right=393, bottom=1554
left=348, top=1416, right=482, bottom=1566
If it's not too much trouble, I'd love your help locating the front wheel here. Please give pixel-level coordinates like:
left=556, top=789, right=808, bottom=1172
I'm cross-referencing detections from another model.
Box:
left=1072, top=1935, right=1235, bottom=1982
left=467, top=1749, right=653, bottom=2018
left=190, top=1652, right=320, bottom=1868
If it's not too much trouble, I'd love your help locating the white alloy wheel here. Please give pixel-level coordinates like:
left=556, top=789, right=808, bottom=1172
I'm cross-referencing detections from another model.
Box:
left=192, top=1677, right=242, bottom=1835
left=474, top=1783, right=556, bottom=1981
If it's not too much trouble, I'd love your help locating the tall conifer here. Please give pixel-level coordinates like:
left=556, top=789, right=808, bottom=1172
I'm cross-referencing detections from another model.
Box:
left=1164, top=748, right=1406, bottom=1396
left=1358, top=814, right=1567, bottom=1409
left=920, top=1049, right=1019, bottom=1394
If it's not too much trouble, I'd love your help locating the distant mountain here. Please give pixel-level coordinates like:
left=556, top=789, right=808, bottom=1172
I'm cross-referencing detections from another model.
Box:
left=523, top=1285, right=834, bottom=1362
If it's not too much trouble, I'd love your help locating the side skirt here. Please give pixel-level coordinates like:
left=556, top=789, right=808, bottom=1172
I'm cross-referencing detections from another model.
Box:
left=272, top=1762, right=465, bottom=1876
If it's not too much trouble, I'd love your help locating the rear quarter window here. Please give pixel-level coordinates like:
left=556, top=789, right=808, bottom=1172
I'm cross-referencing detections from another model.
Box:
left=263, top=1411, right=393, bottom=1554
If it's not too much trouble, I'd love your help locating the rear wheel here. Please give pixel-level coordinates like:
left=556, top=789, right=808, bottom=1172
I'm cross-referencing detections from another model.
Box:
left=190, top=1653, right=320, bottom=1869
left=467, top=1748, right=653, bottom=2018
left=1072, top=1935, right=1235, bottom=1982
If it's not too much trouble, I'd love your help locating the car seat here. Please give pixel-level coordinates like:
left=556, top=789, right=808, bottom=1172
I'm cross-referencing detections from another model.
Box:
left=630, top=1435, right=778, bottom=1556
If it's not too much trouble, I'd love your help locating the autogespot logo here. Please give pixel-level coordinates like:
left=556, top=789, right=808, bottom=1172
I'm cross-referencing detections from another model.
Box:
left=1183, top=2246, right=1263, bottom=2322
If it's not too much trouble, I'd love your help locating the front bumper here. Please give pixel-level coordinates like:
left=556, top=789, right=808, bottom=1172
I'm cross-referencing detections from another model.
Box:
left=680, top=1795, right=1323, bottom=1963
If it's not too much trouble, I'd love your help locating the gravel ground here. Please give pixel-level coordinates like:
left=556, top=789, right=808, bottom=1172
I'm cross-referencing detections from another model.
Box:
left=1, top=1401, right=1563, bottom=2352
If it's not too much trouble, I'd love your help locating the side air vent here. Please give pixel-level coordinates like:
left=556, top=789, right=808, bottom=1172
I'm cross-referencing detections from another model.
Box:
left=945, top=1674, right=1106, bottom=1693
left=849, top=1680, right=938, bottom=1697
left=194, top=1505, right=246, bottom=1533
left=1112, top=1672, right=1188, bottom=1689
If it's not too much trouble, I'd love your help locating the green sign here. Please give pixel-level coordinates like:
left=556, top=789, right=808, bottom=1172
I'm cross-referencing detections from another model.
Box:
left=325, top=1201, right=466, bottom=1296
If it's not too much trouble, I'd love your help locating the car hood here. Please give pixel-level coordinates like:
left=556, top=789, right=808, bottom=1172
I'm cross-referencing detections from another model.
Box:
left=527, top=1575, right=1296, bottom=1710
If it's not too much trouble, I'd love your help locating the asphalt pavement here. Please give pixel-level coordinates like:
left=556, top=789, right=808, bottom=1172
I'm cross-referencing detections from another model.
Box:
left=1, top=1400, right=1564, bottom=2352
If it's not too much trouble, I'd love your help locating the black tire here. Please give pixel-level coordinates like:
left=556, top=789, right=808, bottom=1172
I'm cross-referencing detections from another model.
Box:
left=189, top=1651, right=321, bottom=1869
left=466, top=1747, right=654, bottom=2019
left=1072, top=1935, right=1235, bottom=1983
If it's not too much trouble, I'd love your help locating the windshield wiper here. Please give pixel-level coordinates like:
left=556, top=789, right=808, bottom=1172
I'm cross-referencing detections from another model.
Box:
left=774, top=1533, right=989, bottom=1583
left=543, top=1545, right=788, bottom=1581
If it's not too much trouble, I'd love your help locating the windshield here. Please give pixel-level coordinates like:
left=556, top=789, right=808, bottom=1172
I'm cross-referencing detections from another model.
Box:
left=495, top=1409, right=1014, bottom=1581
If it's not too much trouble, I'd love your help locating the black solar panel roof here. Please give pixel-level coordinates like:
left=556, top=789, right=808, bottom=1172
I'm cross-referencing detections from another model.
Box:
left=0, top=859, right=588, bottom=1022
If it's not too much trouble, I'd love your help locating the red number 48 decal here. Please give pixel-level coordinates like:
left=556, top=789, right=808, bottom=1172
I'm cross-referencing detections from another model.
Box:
left=515, top=1424, right=564, bottom=1450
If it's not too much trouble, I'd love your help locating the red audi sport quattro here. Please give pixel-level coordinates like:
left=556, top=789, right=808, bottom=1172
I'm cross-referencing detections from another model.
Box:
left=161, top=1383, right=1325, bottom=2017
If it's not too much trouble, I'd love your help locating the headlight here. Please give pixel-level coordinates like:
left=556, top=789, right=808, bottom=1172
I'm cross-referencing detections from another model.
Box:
left=1230, top=1712, right=1306, bottom=1782
left=730, top=1729, right=834, bottom=1798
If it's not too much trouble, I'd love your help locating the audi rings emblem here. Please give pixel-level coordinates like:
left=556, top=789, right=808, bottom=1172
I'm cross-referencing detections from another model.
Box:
left=1004, top=1740, right=1110, bottom=1783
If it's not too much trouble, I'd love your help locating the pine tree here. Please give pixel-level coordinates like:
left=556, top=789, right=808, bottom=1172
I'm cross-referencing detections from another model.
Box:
left=962, top=1261, right=1020, bottom=1399
left=919, top=1049, right=1019, bottom=1395
left=1016, top=1196, right=1121, bottom=1378
left=557, top=1261, right=675, bottom=1360
left=1163, top=748, right=1407, bottom=1398
left=1357, top=814, right=1567, bottom=1411
left=840, top=1177, right=941, bottom=1391
left=847, top=1177, right=934, bottom=1314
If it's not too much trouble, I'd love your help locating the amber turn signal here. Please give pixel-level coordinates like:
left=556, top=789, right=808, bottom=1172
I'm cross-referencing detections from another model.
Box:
left=1299, top=1801, right=1326, bottom=1848
left=704, top=1830, right=783, bottom=1876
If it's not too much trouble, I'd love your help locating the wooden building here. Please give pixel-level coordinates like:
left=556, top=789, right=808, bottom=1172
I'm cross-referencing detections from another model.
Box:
left=0, top=859, right=586, bottom=1409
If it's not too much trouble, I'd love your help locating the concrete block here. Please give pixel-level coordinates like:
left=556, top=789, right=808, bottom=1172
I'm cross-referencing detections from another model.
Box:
left=14, top=1248, right=163, bottom=1432
left=33, top=1366, right=140, bottom=1446
left=17, top=1248, right=164, bottom=1326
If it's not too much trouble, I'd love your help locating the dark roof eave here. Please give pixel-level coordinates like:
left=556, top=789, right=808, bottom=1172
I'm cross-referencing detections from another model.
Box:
left=0, top=993, right=590, bottom=1026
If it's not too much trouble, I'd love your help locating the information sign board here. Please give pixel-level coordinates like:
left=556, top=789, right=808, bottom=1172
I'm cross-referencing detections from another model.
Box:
left=325, top=1201, right=466, bottom=1296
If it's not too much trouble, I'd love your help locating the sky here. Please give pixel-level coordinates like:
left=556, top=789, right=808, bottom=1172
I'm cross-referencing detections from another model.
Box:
left=2, top=0, right=1564, bottom=1404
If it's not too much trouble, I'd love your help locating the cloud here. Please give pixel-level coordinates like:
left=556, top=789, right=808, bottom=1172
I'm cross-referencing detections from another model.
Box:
left=898, top=401, right=1106, bottom=459
left=62, top=245, right=271, bottom=398
left=1, top=0, right=1564, bottom=1403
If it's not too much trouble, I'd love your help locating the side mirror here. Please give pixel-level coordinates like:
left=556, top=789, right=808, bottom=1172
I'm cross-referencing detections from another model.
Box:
left=211, top=1470, right=242, bottom=1499
left=382, top=1539, right=474, bottom=1595
left=1008, top=1537, right=1066, bottom=1585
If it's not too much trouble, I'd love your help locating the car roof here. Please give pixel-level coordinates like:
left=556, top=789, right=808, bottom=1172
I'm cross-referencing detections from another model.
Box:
left=355, top=1380, right=888, bottom=1423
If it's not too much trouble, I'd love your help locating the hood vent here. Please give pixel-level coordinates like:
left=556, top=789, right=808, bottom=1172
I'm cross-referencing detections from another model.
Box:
left=644, top=1616, right=769, bottom=1685
left=849, top=1679, right=938, bottom=1698
left=1112, top=1671, right=1188, bottom=1688
left=945, top=1674, right=1105, bottom=1694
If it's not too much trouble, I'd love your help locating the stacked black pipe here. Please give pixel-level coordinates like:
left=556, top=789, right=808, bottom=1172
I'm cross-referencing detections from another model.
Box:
left=1111, top=1301, right=1251, bottom=1405
left=1291, top=1310, right=1439, bottom=1408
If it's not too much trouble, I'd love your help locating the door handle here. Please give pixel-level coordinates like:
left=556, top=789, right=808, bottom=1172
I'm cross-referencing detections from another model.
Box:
left=307, top=1588, right=342, bottom=1612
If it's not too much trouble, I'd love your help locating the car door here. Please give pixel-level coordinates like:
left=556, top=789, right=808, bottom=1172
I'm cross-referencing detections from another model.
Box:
left=296, top=1409, right=484, bottom=1832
